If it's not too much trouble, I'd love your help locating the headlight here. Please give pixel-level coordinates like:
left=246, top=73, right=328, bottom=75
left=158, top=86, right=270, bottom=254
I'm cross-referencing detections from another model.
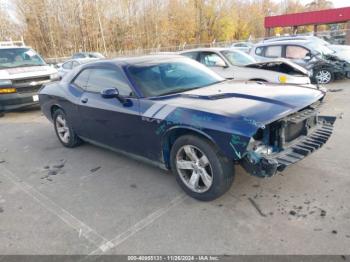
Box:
left=50, top=73, right=60, bottom=81
left=0, top=79, right=12, bottom=87
left=278, top=75, right=287, bottom=84
left=246, top=137, right=273, bottom=155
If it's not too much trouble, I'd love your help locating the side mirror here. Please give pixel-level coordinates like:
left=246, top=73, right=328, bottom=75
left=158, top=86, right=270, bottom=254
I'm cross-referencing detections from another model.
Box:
left=101, top=87, right=129, bottom=105
left=304, top=55, right=311, bottom=61
left=101, top=88, right=119, bottom=99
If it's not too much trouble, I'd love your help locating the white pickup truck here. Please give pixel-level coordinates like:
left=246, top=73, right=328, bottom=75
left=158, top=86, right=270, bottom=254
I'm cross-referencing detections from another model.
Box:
left=0, top=40, right=59, bottom=112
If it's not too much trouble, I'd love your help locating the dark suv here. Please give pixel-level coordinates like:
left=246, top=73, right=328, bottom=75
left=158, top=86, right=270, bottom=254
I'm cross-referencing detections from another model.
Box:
left=250, top=39, right=350, bottom=84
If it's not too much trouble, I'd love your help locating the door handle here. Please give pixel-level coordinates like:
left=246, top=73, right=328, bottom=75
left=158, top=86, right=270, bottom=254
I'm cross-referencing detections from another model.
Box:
left=81, top=97, right=88, bottom=103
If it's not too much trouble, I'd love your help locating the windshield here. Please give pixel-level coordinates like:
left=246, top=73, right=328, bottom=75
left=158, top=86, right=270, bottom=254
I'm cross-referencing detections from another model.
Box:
left=221, top=50, right=256, bottom=66
left=0, top=48, right=46, bottom=68
left=306, top=42, right=335, bottom=56
left=126, top=59, right=224, bottom=97
left=314, top=37, right=331, bottom=46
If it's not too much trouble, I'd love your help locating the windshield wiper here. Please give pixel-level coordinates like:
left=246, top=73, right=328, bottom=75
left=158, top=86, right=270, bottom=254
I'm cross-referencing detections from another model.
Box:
left=160, top=87, right=193, bottom=96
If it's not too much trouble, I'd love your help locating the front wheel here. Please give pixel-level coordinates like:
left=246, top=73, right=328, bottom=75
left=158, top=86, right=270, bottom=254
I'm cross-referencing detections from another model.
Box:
left=170, top=135, right=234, bottom=201
left=314, top=69, right=333, bottom=84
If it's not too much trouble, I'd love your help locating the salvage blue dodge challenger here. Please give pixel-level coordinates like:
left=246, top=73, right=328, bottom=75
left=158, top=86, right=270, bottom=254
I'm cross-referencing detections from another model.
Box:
left=39, top=55, right=335, bottom=201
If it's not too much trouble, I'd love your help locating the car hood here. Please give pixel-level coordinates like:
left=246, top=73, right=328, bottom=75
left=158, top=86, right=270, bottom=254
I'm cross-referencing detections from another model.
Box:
left=329, top=45, right=350, bottom=62
left=245, top=58, right=309, bottom=76
left=155, top=80, right=324, bottom=125
left=0, top=65, right=57, bottom=80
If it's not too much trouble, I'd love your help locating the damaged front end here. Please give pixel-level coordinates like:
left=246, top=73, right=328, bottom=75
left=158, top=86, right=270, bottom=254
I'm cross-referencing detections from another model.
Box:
left=241, top=103, right=336, bottom=178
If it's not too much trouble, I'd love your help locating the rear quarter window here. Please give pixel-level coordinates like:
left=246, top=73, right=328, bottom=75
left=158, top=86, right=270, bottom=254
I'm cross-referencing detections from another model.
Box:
left=72, top=69, right=90, bottom=89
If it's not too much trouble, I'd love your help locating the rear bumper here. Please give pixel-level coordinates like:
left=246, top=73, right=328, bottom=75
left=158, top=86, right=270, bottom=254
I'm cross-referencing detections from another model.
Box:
left=241, top=116, right=336, bottom=177
left=0, top=92, right=39, bottom=111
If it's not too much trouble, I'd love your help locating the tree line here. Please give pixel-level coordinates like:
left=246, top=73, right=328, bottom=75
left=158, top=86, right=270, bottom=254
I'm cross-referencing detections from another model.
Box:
left=0, top=0, right=334, bottom=58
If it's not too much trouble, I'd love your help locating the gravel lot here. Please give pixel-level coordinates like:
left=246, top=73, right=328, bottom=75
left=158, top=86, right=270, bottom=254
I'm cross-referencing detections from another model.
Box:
left=0, top=81, right=349, bottom=255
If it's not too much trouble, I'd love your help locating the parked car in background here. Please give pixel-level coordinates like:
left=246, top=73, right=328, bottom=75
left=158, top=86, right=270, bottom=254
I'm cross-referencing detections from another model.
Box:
left=39, top=55, right=334, bottom=201
left=250, top=39, right=350, bottom=84
left=230, top=42, right=253, bottom=53
left=262, top=35, right=329, bottom=45
left=262, top=35, right=350, bottom=62
left=0, top=40, right=59, bottom=111
left=72, top=52, right=105, bottom=59
left=57, top=58, right=98, bottom=78
left=180, top=48, right=313, bottom=86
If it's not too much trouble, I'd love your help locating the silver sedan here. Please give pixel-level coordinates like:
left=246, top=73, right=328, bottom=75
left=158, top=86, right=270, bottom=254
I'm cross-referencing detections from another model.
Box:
left=180, top=48, right=314, bottom=87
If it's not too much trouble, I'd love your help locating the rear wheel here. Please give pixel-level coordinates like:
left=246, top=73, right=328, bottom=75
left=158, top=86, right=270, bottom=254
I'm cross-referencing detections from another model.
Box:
left=53, top=108, right=82, bottom=148
left=314, top=69, right=333, bottom=84
left=170, top=135, right=234, bottom=201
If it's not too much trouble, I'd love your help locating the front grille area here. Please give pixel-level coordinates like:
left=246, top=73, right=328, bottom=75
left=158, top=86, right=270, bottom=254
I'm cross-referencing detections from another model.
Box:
left=16, top=85, right=42, bottom=93
left=285, top=121, right=305, bottom=142
left=12, top=75, right=51, bottom=94
left=268, top=107, right=319, bottom=148
left=12, top=76, right=50, bottom=85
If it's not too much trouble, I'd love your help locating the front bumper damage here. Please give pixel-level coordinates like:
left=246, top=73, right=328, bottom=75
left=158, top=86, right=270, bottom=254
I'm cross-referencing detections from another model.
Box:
left=241, top=115, right=336, bottom=178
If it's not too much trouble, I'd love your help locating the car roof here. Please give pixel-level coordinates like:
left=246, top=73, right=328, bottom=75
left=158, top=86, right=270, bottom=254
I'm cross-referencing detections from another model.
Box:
left=74, top=51, right=102, bottom=55
left=80, top=54, right=187, bottom=67
left=255, top=39, right=312, bottom=47
left=263, top=36, right=314, bottom=42
left=231, top=42, right=252, bottom=45
left=64, top=58, right=98, bottom=63
left=180, top=47, right=242, bottom=53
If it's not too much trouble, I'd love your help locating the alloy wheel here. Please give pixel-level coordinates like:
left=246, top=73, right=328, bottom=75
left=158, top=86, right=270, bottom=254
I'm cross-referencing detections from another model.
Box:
left=315, top=70, right=331, bottom=84
left=55, top=114, right=70, bottom=144
left=176, top=145, right=213, bottom=193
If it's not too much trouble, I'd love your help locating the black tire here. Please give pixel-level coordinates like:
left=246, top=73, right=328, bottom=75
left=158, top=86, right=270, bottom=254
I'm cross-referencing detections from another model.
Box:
left=53, top=108, right=82, bottom=148
left=170, top=135, right=234, bottom=201
left=313, top=68, right=333, bottom=84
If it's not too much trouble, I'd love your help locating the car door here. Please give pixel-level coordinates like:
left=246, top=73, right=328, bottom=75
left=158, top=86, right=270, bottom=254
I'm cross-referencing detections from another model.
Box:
left=199, top=52, right=232, bottom=79
left=77, top=66, right=143, bottom=155
left=284, top=45, right=311, bottom=68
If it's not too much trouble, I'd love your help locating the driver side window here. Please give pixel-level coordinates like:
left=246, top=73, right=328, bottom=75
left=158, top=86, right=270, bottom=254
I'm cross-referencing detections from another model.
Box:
left=85, top=68, right=133, bottom=97
left=200, top=52, right=225, bottom=67
left=285, top=46, right=309, bottom=59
